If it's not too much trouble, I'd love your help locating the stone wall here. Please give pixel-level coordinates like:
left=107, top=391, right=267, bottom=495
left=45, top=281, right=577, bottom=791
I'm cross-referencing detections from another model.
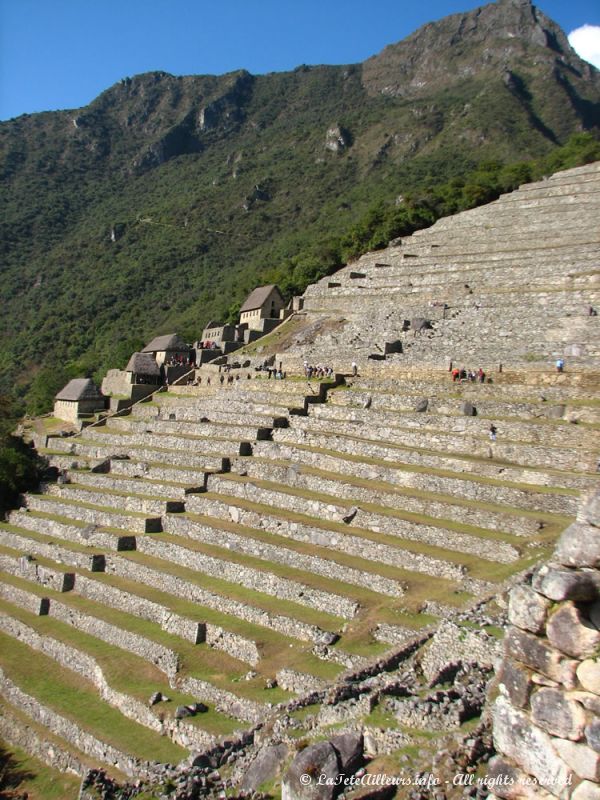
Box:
left=7, top=509, right=135, bottom=551
left=204, top=474, right=521, bottom=563
left=165, top=513, right=405, bottom=598
left=134, top=534, right=358, bottom=620
left=0, top=667, right=158, bottom=780
left=488, top=487, right=600, bottom=799
left=0, top=526, right=106, bottom=571
left=260, top=438, right=580, bottom=515
left=0, top=704, right=89, bottom=777
left=187, top=495, right=467, bottom=583
left=74, top=574, right=260, bottom=666
left=104, top=555, right=337, bottom=645
left=0, top=615, right=215, bottom=752
left=0, top=553, right=74, bottom=592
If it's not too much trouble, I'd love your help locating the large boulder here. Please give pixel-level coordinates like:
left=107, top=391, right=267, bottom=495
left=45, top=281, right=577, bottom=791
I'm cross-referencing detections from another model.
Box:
left=241, top=743, right=290, bottom=793
left=282, top=741, right=341, bottom=800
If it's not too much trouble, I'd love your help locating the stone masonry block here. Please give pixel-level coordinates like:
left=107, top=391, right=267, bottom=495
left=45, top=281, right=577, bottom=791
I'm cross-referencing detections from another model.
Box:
left=493, top=696, right=574, bottom=796
left=571, top=781, right=600, bottom=800
left=504, top=628, right=578, bottom=688
left=508, top=585, right=551, bottom=634
left=485, top=756, right=556, bottom=799
left=555, top=522, right=600, bottom=569
left=498, top=659, right=534, bottom=709
left=547, top=603, right=600, bottom=659
left=552, top=739, right=600, bottom=782
left=530, top=687, right=586, bottom=740
left=585, top=719, right=600, bottom=753
left=578, top=661, right=600, bottom=696
left=532, top=565, right=600, bottom=603
left=577, top=490, right=600, bottom=528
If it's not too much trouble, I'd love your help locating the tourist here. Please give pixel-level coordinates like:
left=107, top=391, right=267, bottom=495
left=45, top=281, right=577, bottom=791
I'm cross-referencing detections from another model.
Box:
left=489, top=424, right=497, bottom=442
left=556, top=358, right=564, bottom=373
left=352, top=361, right=358, bottom=376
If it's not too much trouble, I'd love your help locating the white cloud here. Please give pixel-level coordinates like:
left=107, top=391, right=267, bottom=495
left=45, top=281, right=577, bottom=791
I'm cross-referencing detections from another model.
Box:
left=568, top=24, right=600, bottom=69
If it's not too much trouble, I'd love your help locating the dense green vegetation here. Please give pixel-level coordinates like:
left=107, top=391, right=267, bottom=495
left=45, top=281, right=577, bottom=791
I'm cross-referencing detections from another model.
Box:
left=1, top=0, right=599, bottom=416
left=0, top=395, right=42, bottom=516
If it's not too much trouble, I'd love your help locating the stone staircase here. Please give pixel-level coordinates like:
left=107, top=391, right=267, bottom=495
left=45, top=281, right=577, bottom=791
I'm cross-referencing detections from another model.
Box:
left=1, top=163, right=599, bottom=788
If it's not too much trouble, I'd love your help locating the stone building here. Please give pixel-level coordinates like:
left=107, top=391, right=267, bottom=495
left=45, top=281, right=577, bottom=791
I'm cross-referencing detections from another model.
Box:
left=142, top=334, right=190, bottom=366
left=200, top=321, right=237, bottom=345
left=53, top=378, right=105, bottom=423
left=239, top=285, right=285, bottom=332
left=125, top=353, right=162, bottom=385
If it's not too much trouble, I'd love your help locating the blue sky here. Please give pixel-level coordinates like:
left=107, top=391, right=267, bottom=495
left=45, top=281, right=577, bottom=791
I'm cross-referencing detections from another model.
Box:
left=1, top=0, right=599, bottom=121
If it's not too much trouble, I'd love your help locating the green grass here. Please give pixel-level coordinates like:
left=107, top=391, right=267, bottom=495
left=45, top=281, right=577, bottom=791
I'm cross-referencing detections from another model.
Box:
left=0, top=733, right=82, bottom=800
left=0, top=628, right=188, bottom=763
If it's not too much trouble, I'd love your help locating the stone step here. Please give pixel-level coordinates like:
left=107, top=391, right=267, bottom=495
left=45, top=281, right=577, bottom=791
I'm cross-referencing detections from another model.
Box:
left=0, top=660, right=171, bottom=779
left=185, top=493, right=472, bottom=584
left=110, top=413, right=285, bottom=436
left=5, top=510, right=136, bottom=551
left=162, top=513, right=405, bottom=598
left=22, top=494, right=162, bottom=534
left=69, top=470, right=197, bottom=500
left=273, top=418, right=594, bottom=473
left=71, top=574, right=261, bottom=664
left=252, top=440, right=580, bottom=516
left=107, top=458, right=216, bottom=487
left=173, top=397, right=294, bottom=416
left=135, top=532, right=359, bottom=620
left=1, top=561, right=273, bottom=723
left=46, top=482, right=186, bottom=516
left=202, top=474, right=521, bottom=563
left=104, top=553, right=338, bottom=646
left=328, top=388, right=600, bottom=424
left=227, top=459, right=542, bottom=537
left=0, top=526, right=106, bottom=572
left=46, top=434, right=238, bottom=469
left=0, top=527, right=309, bottom=669
left=306, top=403, right=594, bottom=450
left=84, top=421, right=270, bottom=447
left=0, top=612, right=217, bottom=754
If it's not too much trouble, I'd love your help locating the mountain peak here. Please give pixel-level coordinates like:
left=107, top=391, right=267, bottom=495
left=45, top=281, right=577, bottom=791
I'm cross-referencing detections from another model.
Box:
left=361, top=0, right=590, bottom=98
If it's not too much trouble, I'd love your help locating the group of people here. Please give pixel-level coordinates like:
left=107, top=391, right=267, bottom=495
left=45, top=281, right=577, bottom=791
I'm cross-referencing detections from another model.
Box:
left=303, top=362, right=335, bottom=379
left=451, top=366, right=486, bottom=383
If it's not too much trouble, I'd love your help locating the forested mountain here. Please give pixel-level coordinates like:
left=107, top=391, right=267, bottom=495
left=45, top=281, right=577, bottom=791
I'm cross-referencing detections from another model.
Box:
left=1, top=0, right=599, bottom=411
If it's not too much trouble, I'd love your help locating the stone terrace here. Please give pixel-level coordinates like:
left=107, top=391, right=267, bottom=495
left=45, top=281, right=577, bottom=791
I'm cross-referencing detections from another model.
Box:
left=1, top=163, right=599, bottom=783
left=279, top=162, right=600, bottom=374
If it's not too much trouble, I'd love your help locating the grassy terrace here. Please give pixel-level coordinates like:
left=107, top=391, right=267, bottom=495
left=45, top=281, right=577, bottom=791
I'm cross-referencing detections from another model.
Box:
left=237, top=456, right=574, bottom=525
left=196, top=491, right=556, bottom=584
left=0, top=625, right=189, bottom=763
left=210, top=472, right=541, bottom=544
left=0, top=538, right=348, bottom=682
left=283, top=416, right=594, bottom=458
left=0, top=707, right=94, bottom=798
left=272, top=438, right=585, bottom=493
left=0, top=576, right=268, bottom=718
left=0, top=566, right=309, bottom=702
left=0, top=524, right=347, bottom=680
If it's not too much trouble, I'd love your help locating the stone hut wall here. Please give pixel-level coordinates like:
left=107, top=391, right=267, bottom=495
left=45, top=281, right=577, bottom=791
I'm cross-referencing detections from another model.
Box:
left=489, top=487, right=600, bottom=799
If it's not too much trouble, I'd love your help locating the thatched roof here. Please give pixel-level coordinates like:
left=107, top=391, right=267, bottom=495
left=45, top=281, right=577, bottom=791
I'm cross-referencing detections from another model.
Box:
left=239, top=285, right=283, bottom=313
left=55, top=378, right=103, bottom=402
left=142, top=333, right=189, bottom=353
left=125, top=352, right=161, bottom=376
